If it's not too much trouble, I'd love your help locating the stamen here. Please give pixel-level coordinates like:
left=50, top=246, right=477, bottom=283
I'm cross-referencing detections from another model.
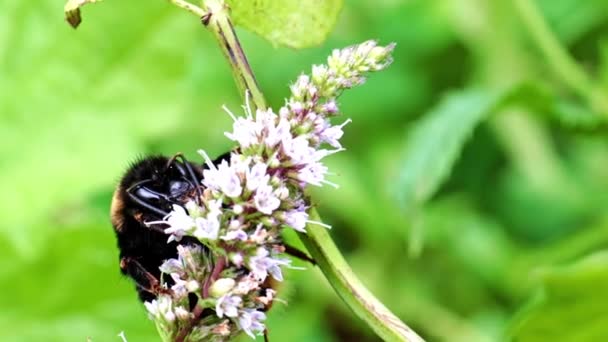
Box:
left=306, top=220, right=332, bottom=229
left=198, top=149, right=218, bottom=171
left=222, top=105, right=238, bottom=122
left=321, top=179, right=340, bottom=188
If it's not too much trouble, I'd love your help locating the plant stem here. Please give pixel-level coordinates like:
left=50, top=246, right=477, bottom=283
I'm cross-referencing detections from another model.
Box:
left=299, top=210, right=425, bottom=342
left=512, top=0, right=608, bottom=116
left=168, top=0, right=207, bottom=17
left=203, top=0, right=266, bottom=111
left=177, top=0, right=424, bottom=340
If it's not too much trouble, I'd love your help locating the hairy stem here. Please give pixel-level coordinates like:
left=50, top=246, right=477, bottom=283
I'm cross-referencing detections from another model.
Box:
left=512, top=0, right=608, bottom=116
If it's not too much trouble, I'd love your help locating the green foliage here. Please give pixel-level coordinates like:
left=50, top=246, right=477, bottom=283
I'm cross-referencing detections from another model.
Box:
left=396, top=89, right=502, bottom=211
left=2, top=0, right=608, bottom=341
left=225, top=0, right=343, bottom=48
left=510, top=252, right=608, bottom=341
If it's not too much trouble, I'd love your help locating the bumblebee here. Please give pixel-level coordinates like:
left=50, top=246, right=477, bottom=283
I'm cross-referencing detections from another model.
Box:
left=110, top=153, right=229, bottom=302
left=110, top=152, right=314, bottom=341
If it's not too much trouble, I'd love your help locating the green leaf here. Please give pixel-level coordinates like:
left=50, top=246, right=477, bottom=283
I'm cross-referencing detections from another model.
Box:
left=396, top=84, right=556, bottom=211
left=509, top=251, right=608, bottom=342
left=225, top=0, right=343, bottom=48
left=396, top=89, right=503, bottom=210
left=64, top=0, right=103, bottom=28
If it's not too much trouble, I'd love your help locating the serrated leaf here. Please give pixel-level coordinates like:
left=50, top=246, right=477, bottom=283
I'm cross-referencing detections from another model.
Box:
left=509, top=252, right=608, bottom=341
left=64, top=0, right=103, bottom=28
left=225, top=0, right=343, bottom=48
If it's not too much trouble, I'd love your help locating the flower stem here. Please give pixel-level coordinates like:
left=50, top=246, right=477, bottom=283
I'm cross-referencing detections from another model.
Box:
left=512, top=0, right=608, bottom=116
left=175, top=0, right=424, bottom=340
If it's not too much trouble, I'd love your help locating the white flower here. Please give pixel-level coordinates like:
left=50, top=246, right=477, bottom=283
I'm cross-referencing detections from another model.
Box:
left=207, top=198, right=223, bottom=214
left=221, top=229, right=248, bottom=241
left=203, top=159, right=242, bottom=198
left=322, top=99, right=338, bottom=115
left=253, top=183, right=280, bottom=215
left=169, top=273, right=190, bottom=298
left=159, top=258, right=183, bottom=274
left=216, top=294, right=242, bottom=318
left=246, top=162, right=269, bottom=191
left=145, top=204, right=195, bottom=242
left=231, top=252, right=244, bottom=266
left=248, top=248, right=291, bottom=281
left=265, top=117, right=291, bottom=147
left=297, top=161, right=328, bottom=187
left=238, top=309, right=266, bottom=339
left=194, top=216, right=220, bottom=240
left=144, top=295, right=175, bottom=322
left=284, top=209, right=308, bottom=232
left=319, top=119, right=351, bottom=148
left=255, top=108, right=277, bottom=129
left=225, top=116, right=260, bottom=148
left=282, top=135, right=315, bottom=165
left=193, top=199, right=222, bottom=240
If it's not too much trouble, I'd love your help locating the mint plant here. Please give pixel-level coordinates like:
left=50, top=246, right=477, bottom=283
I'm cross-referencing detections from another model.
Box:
left=64, top=0, right=422, bottom=341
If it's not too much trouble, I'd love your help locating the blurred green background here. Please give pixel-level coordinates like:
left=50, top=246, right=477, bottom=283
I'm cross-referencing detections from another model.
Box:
left=2, top=0, right=608, bottom=341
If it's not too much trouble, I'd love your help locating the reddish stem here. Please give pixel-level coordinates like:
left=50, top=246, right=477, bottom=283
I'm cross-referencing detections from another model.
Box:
left=175, top=256, right=227, bottom=342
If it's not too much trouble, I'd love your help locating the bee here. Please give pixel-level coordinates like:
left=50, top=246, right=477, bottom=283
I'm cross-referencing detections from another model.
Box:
left=110, top=152, right=313, bottom=340
left=110, top=153, right=229, bottom=302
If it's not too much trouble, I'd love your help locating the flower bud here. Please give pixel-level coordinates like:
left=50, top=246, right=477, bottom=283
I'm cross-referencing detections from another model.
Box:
left=186, top=280, right=200, bottom=292
left=232, top=204, right=244, bottom=215
left=174, top=306, right=191, bottom=320
left=210, top=278, right=236, bottom=298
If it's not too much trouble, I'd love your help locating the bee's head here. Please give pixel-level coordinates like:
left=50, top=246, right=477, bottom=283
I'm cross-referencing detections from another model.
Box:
left=118, top=155, right=202, bottom=219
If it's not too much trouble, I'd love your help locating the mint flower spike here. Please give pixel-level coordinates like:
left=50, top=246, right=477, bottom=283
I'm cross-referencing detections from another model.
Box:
left=142, top=40, right=399, bottom=342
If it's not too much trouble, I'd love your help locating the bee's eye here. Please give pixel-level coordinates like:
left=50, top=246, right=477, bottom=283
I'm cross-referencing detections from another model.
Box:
left=135, top=187, right=160, bottom=200
left=169, top=180, right=190, bottom=197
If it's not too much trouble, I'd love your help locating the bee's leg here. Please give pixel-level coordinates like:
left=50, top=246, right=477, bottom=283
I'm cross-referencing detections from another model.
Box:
left=283, top=243, right=316, bottom=265
left=120, top=257, right=171, bottom=296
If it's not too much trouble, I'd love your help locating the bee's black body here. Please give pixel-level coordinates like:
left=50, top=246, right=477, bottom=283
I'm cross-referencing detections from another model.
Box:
left=110, top=154, right=220, bottom=302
